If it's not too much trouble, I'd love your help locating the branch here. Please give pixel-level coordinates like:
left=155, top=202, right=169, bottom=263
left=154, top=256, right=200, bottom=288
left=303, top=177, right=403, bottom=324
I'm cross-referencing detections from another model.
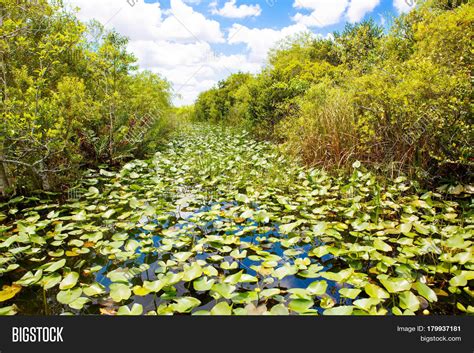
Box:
left=0, top=158, right=32, bottom=168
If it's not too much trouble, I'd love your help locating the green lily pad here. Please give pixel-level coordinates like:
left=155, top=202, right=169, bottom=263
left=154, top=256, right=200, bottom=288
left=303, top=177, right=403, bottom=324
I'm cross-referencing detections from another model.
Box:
left=117, top=303, right=143, bottom=316
left=69, top=297, right=90, bottom=310
left=323, top=306, right=354, bottom=315
left=59, top=272, right=79, bottom=290
left=43, top=259, right=66, bottom=273
left=182, top=262, right=203, bottom=282
left=399, top=291, right=420, bottom=312
left=211, top=283, right=236, bottom=299
left=41, top=273, right=62, bottom=290
left=269, top=304, right=289, bottom=315
left=170, top=297, right=201, bottom=313
left=193, top=277, right=215, bottom=291
left=339, top=288, right=361, bottom=299
left=57, top=288, right=83, bottom=305
left=0, top=305, right=18, bottom=316
left=365, top=283, right=390, bottom=299
left=210, top=301, right=232, bottom=315
left=413, top=282, right=437, bottom=302
left=83, top=283, right=106, bottom=297
left=307, top=280, right=328, bottom=296
left=143, top=279, right=167, bottom=293
left=288, top=299, right=315, bottom=313
left=379, top=277, right=412, bottom=293
left=15, top=270, right=43, bottom=286
left=109, top=283, right=132, bottom=302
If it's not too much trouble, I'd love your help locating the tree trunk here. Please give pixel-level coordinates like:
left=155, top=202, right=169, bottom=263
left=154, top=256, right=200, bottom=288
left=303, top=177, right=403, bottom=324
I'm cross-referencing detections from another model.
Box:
left=0, top=7, right=10, bottom=195
left=38, top=161, right=51, bottom=191
left=0, top=153, right=10, bottom=195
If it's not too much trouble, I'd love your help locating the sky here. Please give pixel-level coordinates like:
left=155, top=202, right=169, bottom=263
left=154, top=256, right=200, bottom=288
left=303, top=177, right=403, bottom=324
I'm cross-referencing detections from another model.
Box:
left=64, top=0, right=416, bottom=106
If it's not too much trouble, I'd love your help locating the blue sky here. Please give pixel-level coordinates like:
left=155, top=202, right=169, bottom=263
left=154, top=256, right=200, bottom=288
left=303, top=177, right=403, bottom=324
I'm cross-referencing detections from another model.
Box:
left=67, top=0, right=415, bottom=105
left=151, top=0, right=397, bottom=33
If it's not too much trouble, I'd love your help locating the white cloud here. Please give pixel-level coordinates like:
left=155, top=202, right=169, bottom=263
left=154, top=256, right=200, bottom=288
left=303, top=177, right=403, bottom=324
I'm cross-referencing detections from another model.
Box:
left=293, top=0, right=349, bottom=27
left=66, top=0, right=379, bottom=106
left=211, top=0, right=262, bottom=19
left=65, top=0, right=242, bottom=105
left=182, top=0, right=202, bottom=4
left=292, top=0, right=381, bottom=27
left=346, top=0, right=380, bottom=23
left=66, top=0, right=163, bottom=41
left=161, top=0, right=224, bottom=43
left=228, top=23, right=309, bottom=64
left=393, top=0, right=416, bottom=13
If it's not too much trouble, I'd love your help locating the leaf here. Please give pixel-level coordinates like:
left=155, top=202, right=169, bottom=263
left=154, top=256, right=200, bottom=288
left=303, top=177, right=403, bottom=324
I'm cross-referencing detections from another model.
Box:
left=15, top=270, right=43, bottom=286
left=400, top=223, right=412, bottom=235
left=59, top=272, right=79, bottom=290
left=379, top=277, right=412, bottom=293
left=211, top=283, right=236, bottom=299
left=413, top=282, right=437, bottom=302
left=0, top=284, right=22, bottom=302
left=69, top=297, right=90, bottom=310
left=244, top=303, right=267, bottom=315
left=273, top=264, right=298, bottom=280
left=312, top=222, right=327, bottom=236
left=280, top=221, right=303, bottom=234
left=260, top=288, right=281, bottom=298
left=224, top=271, right=243, bottom=285
left=102, top=209, right=116, bottom=219
left=235, top=194, right=250, bottom=203
left=353, top=298, right=381, bottom=311
left=321, top=268, right=353, bottom=282
left=269, top=304, right=289, bottom=315
left=220, top=261, right=238, bottom=270
left=72, top=210, right=87, bottom=221
left=210, top=301, right=232, bottom=315
left=365, top=283, right=390, bottom=299
left=106, top=269, right=130, bottom=283
left=323, top=306, right=353, bottom=315
left=109, top=283, right=131, bottom=302
left=83, top=283, right=106, bottom=297
left=117, top=303, right=143, bottom=316
left=449, top=273, right=467, bottom=287
left=56, top=288, right=82, bottom=305
left=193, top=277, right=215, bottom=291
left=320, top=296, right=336, bottom=309
left=170, top=297, right=201, bottom=313
left=339, top=288, right=361, bottom=299
left=288, top=288, right=312, bottom=300
left=182, top=262, right=203, bottom=282
left=307, top=280, right=328, bottom=296
left=125, top=239, right=140, bottom=252
left=41, top=273, right=62, bottom=290
left=254, top=210, right=270, bottom=224
left=224, top=270, right=257, bottom=285
left=288, top=299, right=315, bottom=314
left=43, top=259, right=66, bottom=273
left=374, top=239, right=392, bottom=252
left=143, top=279, right=167, bottom=293
left=88, top=186, right=100, bottom=195
left=399, top=291, right=420, bottom=312
left=173, top=252, right=193, bottom=262
left=0, top=305, right=18, bottom=316
left=132, top=286, right=151, bottom=297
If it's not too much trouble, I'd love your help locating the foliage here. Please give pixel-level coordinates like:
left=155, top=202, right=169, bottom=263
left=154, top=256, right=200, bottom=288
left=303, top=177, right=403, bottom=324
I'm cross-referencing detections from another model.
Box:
left=0, top=0, right=172, bottom=194
left=193, top=1, right=473, bottom=182
left=0, top=126, right=472, bottom=315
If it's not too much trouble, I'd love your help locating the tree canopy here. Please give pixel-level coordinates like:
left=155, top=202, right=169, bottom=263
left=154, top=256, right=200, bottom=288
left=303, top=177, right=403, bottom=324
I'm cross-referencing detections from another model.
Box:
left=194, top=0, right=473, bottom=182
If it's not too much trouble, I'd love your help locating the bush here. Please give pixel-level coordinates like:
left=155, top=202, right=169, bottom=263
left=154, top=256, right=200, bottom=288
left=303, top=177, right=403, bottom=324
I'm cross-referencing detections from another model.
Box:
left=193, top=0, right=473, bottom=183
left=0, top=0, right=173, bottom=194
